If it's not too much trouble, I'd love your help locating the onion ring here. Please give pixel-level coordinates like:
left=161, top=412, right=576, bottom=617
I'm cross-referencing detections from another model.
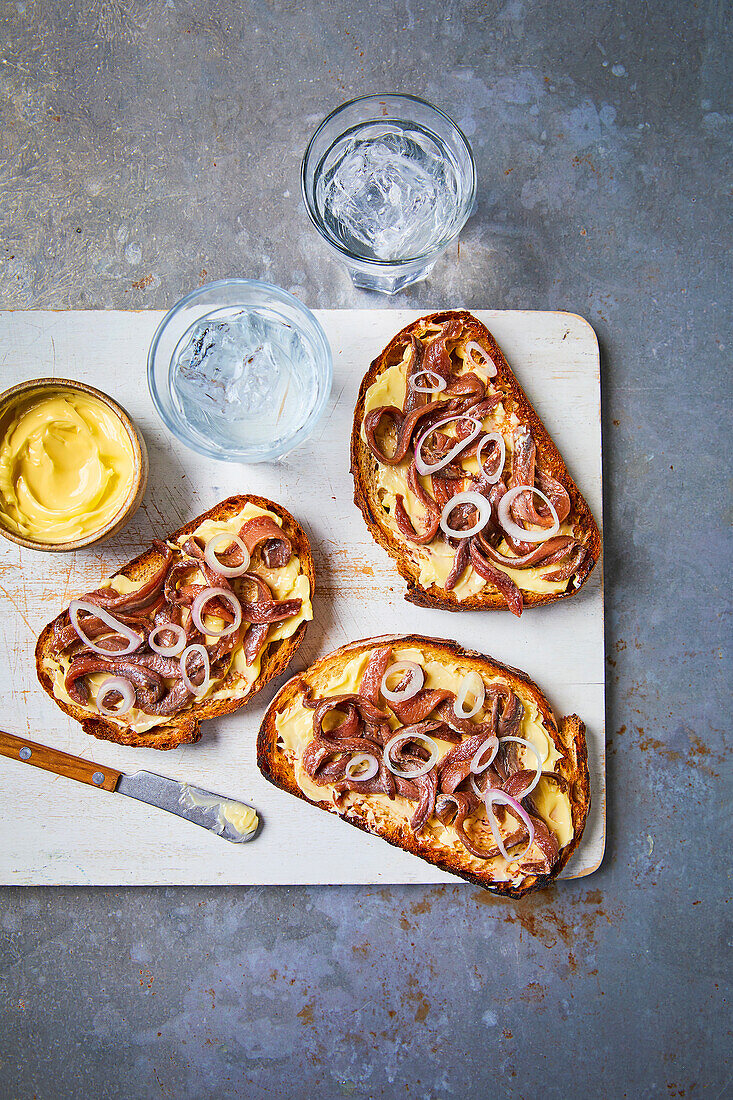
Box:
left=96, top=676, right=135, bottom=717
left=465, top=341, right=497, bottom=377
left=148, top=622, right=187, bottom=657
left=453, top=671, right=485, bottom=719
left=408, top=369, right=447, bottom=394
left=344, top=753, right=379, bottom=782
left=414, top=415, right=483, bottom=476
left=470, top=736, right=499, bottom=776
left=180, top=643, right=210, bottom=697
left=380, top=661, right=424, bottom=703
left=476, top=432, right=506, bottom=484
left=204, top=532, right=251, bottom=578
left=69, top=600, right=143, bottom=657
left=483, top=789, right=535, bottom=862
left=440, top=492, right=492, bottom=539
left=499, top=736, right=543, bottom=798
left=383, top=732, right=439, bottom=780
left=498, top=486, right=560, bottom=544
left=191, top=587, right=242, bottom=638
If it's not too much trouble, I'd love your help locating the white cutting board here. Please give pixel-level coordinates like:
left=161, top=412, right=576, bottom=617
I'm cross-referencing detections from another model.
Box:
left=0, top=310, right=604, bottom=886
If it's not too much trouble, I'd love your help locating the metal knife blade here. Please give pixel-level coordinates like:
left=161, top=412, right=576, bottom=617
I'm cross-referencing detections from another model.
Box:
left=116, top=771, right=259, bottom=843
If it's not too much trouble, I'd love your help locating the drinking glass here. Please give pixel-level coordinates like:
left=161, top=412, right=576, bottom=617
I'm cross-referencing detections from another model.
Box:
left=148, top=280, right=332, bottom=463
left=302, top=93, right=476, bottom=294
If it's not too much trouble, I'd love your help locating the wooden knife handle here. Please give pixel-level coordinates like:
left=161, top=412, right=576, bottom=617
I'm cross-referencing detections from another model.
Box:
left=0, top=730, right=121, bottom=792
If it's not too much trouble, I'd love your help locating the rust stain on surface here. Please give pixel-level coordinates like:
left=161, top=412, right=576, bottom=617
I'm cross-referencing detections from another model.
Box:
left=636, top=726, right=719, bottom=776
left=399, top=973, right=432, bottom=1025
left=520, top=981, right=546, bottom=1004
left=139, top=967, right=155, bottom=991
left=472, top=887, right=620, bottom=949
left=410, top=896, right=434, bottom=915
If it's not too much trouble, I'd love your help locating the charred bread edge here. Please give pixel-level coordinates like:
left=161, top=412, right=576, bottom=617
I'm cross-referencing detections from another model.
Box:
left=35, top=494, right=315, bottom=750
left=350, top=310, right=602, bottom=612
left=257, top=633, right=591, bottom=898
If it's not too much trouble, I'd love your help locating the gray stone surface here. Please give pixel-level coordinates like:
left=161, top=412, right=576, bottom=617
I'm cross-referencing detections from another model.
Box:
left=0, top=1, right=730, bottom=1097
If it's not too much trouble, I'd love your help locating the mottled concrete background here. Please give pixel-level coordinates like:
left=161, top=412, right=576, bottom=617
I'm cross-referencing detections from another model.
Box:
left=0, top=1, right=730, bottom=1097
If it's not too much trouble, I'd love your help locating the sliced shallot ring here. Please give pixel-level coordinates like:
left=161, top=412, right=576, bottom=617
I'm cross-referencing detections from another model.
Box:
left=148, top=622, right=187, bottom=657
left=414, top=415, right=483, bottom=476
left=344, top=753, right=379, bottom=782
left=440, top=492, right=492, bottom=539
left=180, top=643, right=210, bottom=697
left=470, top=736, right=499, bottom=776
left=453, top=670, right=485, bottom=719
left=483, top=789, right=535, bottom=863
left=408, top=369, right=447, bottom=394
left=380, top=661, right=424, bottom=703
left=69, top=600, right=143, bottom=657
left=476, top=432, right=506, bottom=485
left=499, top=735, right=543, bottom=798
left=96, top=676, right=135, bottom=717
left=465, top=341, right=497, bottom=377
left=383, top=732, right=439, bottom=780
left=204, top=532, right=251, bottom=578
left=191, top=587, right=242, bottom=638
left=498, top=485, right=560, bottom=544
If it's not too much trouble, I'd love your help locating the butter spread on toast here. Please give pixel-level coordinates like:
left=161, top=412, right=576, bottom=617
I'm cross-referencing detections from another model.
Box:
left=36, top=495, right=313, bottom=748
left=258, top=635, right=590, bottom=897
left=351, top=312, right=601, bottom=614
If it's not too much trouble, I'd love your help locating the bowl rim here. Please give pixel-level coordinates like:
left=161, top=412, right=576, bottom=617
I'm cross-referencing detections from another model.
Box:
left=147, top=278, right=333, bottom=463
left=0, top=376, right=148, bottom=552
left=300, top=91, right=477, bottom=269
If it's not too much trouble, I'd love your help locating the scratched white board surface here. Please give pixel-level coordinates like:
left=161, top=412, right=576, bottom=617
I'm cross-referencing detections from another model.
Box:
left=0, top=309, right=604, bottom=886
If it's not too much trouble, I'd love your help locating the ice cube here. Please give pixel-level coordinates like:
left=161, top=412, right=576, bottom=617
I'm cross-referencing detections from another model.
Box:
left=172, top=318, right=282, bottom=423
left=321, top=128, right=459, bottom=260
left=168, top=306, right=320, bottom=454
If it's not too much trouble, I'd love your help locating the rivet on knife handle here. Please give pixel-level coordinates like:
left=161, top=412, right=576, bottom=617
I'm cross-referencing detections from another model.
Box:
left=0, top=730, right=120, bottom=792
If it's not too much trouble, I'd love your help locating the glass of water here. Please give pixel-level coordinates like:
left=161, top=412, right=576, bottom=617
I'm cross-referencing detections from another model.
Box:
left=148, top=280, right=332, bottom=462
left=302, top=93, right=476, bottom=294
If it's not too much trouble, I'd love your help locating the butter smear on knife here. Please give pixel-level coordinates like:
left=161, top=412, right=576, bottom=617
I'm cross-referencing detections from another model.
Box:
left=178, top=785, right=258, bottom=840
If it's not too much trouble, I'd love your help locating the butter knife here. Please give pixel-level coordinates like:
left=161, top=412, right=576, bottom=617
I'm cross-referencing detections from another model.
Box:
left=0, top=730, right=259, bottom=843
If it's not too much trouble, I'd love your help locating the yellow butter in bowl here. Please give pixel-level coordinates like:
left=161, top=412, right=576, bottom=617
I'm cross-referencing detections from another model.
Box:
left=0, top=379, right=147, bottom=550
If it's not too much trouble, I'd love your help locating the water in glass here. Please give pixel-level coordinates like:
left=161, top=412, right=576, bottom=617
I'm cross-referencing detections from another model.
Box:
left=314, top=122, right=464, bottom=262
left=169, top=307, right=319, bottom=452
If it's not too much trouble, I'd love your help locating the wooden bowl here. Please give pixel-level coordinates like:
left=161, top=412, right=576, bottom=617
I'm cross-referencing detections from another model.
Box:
left=0, top=377, right=148, bottom=552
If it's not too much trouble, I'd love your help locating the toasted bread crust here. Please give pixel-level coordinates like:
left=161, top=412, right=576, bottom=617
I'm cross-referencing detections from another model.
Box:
left=350, top=311, right=602, bottom=611
left=35, top=494, right=315, bottom=750
left=257, top=634, right=591, bottom=897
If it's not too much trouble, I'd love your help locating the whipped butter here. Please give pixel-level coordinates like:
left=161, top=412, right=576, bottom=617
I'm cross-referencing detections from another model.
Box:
left=0, top=387, right=135, bottom=543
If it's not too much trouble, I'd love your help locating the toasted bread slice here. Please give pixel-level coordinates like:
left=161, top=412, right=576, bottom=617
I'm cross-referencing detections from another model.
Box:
left=350, top=311, right=601, bottom=613
left=36, top=495, right=314, bottom=750
left=258, top=634, right=590, bottom=897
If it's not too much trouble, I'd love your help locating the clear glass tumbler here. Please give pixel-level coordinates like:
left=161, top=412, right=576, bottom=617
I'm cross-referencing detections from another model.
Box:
left=148, top=280, right=332, bottom=463
left=301, top=93, right=476, bottom=294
